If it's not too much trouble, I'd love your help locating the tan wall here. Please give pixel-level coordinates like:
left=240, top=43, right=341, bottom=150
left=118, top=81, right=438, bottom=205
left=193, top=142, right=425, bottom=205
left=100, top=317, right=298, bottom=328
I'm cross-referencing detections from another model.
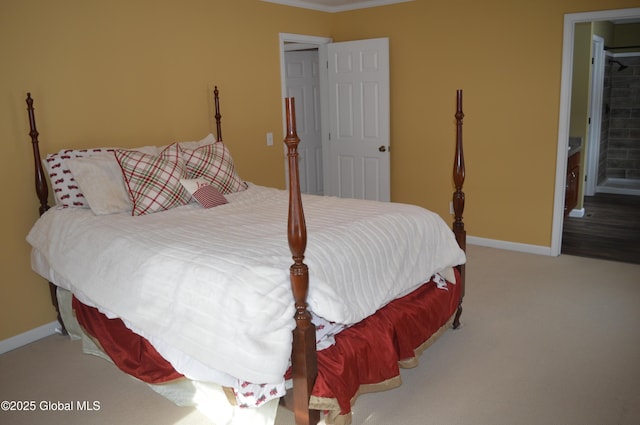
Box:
left=1, top=0, right=638, bottom=340
left=0, top=0, right=331, bottom=340
left=593, top=20, right=615, bottom=44
left=613, top=22, right=640, bottom=51
left=329, top=0, right=638, bottom=244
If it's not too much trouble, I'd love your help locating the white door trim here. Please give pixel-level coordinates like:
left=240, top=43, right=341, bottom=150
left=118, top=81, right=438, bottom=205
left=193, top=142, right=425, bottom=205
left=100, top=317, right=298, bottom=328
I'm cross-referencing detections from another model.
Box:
left=552, top=7, right=640, bottom=256
left=585, top=35, right=605, bottom=196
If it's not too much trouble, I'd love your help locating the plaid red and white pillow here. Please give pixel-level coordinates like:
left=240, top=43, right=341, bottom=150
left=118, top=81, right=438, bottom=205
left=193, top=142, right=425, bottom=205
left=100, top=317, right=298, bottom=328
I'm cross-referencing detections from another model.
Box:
left=115, top=144, right=191, bottom=216
left=182, top=141, right=247, bottom=195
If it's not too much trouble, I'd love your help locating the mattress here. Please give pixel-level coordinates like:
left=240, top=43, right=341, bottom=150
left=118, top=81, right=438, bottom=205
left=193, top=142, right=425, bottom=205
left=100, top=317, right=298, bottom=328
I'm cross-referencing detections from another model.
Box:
left=27, top=183, right=466, bottom=388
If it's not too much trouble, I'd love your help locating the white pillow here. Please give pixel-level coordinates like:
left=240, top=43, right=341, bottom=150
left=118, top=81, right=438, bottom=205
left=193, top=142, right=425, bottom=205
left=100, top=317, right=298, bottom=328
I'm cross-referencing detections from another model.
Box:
left=157, top=134, right=216, bottom=152
left=66, top=154, right=132, bottom=215
left=178, top=133, right=216, bottom=150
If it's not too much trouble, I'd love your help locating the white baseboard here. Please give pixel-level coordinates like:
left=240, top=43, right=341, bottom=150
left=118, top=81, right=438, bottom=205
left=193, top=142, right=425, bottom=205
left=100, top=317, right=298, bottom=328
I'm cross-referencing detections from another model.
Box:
left=0, top=321, right=60, bottom=355
left=468, top=236, right=553, bottom=256
left=569, top=208, right=585, bottom=218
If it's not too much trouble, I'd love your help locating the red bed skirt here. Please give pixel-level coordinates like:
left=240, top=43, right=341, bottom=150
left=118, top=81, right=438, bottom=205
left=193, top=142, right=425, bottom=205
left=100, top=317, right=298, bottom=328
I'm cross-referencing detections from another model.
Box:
left=310, top=270, right=461, bottom=414
left=72, top=269, right=461, bottom=414
left=72, top=297, right=183, bottom=384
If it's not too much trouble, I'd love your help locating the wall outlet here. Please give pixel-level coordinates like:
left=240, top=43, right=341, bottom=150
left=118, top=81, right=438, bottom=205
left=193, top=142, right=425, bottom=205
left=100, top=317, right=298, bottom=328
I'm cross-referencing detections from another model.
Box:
left=449, top=201, right=454, bottom=215
left=266, top=132, right=274, bottom=146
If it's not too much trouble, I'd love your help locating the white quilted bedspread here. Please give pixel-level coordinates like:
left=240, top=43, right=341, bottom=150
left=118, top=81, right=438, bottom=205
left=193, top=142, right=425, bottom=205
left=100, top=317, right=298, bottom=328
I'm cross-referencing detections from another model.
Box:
left=27, top=184, right=465, bottom=385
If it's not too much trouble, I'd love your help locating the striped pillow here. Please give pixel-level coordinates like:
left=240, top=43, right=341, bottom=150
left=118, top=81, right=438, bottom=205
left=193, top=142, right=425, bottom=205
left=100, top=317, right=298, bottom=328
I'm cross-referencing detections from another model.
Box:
left=115, top=144, right=191, bottom=216
left=182, top=141, right=247, bottom=194
left=180, top=178, right=228, bottom=209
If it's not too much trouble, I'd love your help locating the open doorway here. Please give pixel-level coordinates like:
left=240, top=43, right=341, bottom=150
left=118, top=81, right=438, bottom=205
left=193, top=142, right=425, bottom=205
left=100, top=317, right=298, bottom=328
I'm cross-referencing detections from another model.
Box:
left=551, top=7, right=640, bottom=257
left=279, top=33, right=331, bottom=194
left=279, top=34, right=391, bottom=201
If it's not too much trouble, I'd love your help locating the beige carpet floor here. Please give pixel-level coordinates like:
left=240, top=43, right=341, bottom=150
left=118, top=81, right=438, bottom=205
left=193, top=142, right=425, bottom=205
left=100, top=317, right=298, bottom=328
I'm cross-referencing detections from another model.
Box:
left=1, top=245, right=639, bottom=425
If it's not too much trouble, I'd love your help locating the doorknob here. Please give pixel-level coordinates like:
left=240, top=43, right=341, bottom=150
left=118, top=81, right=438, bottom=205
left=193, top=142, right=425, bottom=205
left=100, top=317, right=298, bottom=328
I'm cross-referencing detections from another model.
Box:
left=379, top=145, right=386, bottom=152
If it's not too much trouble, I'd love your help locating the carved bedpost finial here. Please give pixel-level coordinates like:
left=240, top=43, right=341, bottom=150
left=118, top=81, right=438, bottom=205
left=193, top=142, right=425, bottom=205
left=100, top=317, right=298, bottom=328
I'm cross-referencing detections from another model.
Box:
left=213, top=86, right=223, bottom=142
left=26, top=93, right=37, bottom=141
left=26, top=93, right=50, bottom=216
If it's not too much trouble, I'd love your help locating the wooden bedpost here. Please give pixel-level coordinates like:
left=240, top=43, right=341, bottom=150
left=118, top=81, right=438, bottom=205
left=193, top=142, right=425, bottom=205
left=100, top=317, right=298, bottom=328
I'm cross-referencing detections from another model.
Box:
left=213, top=86, right=223, bottom=142
left=26, top=93, right=50, bottom=216
left=452, top=89, right=466, bottom=329
left=284, top=98, right=320, bottom=425
left=26, top=93, right=66, bottom=334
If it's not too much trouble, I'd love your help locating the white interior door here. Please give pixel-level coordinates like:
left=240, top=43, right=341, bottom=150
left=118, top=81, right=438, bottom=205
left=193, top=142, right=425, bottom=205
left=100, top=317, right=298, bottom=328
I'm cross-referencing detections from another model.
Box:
left=323, top=38, right=390, bottom=201
left=279, top=34, right=390, bottom=201
left=284, top=49, right=323, bottom=195
left=585, top=35, right=605, bottom=197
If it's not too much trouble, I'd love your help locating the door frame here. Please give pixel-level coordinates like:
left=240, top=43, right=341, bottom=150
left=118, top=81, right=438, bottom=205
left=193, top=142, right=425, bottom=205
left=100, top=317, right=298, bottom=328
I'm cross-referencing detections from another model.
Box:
left=585, top=35, right=605, bottom=197
left=279, top=33, right=332, bottom=189
left=552, top=7, right=640, bottom=256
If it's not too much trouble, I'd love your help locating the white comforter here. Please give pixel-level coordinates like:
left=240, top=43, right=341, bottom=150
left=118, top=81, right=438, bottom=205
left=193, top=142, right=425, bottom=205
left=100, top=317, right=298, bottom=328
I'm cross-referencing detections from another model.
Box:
left=26, top=184, right=466, bottom=385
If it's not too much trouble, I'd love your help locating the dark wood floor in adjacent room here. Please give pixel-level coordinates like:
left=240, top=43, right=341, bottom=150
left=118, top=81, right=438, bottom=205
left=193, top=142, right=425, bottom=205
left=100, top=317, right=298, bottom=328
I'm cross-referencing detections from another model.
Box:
left=562, top=193, right=640, bottom=265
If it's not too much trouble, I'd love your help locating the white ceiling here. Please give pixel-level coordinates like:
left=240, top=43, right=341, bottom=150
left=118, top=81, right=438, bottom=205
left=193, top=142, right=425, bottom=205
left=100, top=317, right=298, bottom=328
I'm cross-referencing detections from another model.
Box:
left=261, top=0, right=414, bottom=13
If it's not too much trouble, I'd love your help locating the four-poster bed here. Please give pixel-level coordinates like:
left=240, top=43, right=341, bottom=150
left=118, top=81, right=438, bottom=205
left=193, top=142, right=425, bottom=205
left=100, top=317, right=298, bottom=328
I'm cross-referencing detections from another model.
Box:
left=25, top=87, right=467, bottom=425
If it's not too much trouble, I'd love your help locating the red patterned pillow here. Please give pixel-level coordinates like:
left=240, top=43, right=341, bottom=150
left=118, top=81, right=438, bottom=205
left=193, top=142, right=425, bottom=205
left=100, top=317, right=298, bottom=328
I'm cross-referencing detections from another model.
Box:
left=182, top=141, right=247, bottom=195
left=115, top=144, right=191, bottom=216
left=44, top=146, right=159, bottom=209
left=180, top=178, right=228, bottom=208
left=44, top=148, right=113, bottom=208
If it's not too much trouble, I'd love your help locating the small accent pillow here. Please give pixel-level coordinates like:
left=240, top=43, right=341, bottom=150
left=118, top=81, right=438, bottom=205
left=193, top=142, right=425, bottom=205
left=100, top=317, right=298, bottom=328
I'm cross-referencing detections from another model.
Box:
left=115, top=144, right=191, bottom=216
left=66, top=154, right=132, bottom=215
left=180, top=178, right=228, bottom=209
left=182, top=141, right=248, bottom=195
